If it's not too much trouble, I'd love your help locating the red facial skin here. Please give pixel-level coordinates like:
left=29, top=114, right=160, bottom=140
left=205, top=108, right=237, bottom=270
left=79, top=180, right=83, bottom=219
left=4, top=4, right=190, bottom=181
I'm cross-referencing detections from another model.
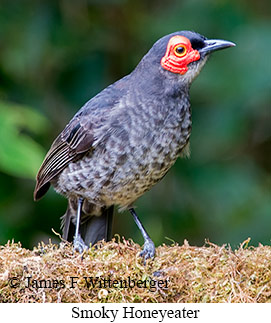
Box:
left=161, top=36, right=200, bottom=75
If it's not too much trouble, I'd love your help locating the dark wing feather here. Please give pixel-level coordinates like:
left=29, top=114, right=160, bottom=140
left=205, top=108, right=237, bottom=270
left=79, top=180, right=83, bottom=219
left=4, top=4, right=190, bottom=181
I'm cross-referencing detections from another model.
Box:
left=33, top=74, right=130, bottom=201
left=34, top=116, right=94, bottom=201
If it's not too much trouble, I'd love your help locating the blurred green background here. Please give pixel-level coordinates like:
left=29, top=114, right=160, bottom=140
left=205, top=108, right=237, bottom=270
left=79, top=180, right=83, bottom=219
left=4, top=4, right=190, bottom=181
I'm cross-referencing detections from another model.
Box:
left=0, top=0, right=270, bottom=249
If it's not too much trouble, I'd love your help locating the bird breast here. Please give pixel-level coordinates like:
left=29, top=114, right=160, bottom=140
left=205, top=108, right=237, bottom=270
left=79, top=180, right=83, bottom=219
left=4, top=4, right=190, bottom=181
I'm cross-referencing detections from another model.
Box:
left=54, top=96, right=192, bottom=210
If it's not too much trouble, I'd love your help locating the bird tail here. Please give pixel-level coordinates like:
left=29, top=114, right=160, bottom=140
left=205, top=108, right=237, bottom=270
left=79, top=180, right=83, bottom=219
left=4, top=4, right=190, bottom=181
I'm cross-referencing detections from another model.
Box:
left=62, top=199, right=114, bottom=247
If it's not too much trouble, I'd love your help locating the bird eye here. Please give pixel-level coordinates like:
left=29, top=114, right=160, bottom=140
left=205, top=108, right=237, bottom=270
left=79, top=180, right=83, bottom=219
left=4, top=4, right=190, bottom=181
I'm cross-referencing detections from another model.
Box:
left=174, top=45, right=187, bottom=57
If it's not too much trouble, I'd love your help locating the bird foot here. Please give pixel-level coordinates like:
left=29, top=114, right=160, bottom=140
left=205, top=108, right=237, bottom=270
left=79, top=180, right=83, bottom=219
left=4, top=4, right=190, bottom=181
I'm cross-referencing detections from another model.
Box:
left=140, top=237, right=155, bottom=265
left=73, top=234, right=88, bottom=254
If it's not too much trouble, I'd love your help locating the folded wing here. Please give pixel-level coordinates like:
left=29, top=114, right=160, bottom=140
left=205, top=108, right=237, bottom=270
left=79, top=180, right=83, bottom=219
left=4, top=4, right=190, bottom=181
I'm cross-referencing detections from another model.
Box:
left=34, top=116, right=95, bottom=200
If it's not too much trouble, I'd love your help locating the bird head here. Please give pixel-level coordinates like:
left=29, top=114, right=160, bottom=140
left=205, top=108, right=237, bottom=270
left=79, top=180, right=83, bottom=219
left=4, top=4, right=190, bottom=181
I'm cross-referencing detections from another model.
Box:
left=138, top=31, right=235, bottom=88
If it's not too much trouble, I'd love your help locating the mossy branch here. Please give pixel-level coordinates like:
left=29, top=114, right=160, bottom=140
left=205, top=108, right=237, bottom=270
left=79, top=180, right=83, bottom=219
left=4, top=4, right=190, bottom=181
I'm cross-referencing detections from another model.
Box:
left=0, top=238, right=270, bottom=302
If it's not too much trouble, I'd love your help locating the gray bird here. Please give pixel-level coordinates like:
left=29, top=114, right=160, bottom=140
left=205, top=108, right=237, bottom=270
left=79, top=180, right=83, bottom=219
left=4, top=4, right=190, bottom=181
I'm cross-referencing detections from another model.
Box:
left=34, top=31, right=235, bottom=262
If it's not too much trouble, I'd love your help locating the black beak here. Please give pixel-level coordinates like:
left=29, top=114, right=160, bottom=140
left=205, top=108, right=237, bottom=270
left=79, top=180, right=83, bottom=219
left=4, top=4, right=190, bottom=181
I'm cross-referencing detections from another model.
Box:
left=199, top=39, right=236, bottom=55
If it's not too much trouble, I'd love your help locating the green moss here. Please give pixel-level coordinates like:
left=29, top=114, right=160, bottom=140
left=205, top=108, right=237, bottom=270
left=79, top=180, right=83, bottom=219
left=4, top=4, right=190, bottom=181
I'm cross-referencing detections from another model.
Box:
left=0, top=239, right=271, bottom=302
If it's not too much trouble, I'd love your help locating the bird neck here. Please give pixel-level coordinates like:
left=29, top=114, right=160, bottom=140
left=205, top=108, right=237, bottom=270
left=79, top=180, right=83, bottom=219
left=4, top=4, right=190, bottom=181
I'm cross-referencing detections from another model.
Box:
left=132, top=61, right=191, bottom=103
left=128, top=66, right=191, bottom=131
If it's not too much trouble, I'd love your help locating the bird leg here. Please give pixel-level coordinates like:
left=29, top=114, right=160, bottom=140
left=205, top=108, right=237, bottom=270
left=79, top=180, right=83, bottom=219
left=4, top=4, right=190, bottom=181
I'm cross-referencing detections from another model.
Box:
left=73, top=197, right=87, bottom=253
left=129, top=208, right=155, bottom=264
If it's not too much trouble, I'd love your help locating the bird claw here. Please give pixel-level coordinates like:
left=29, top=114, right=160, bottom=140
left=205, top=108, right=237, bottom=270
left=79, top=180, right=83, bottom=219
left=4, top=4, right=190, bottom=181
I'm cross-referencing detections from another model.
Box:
left=140, top=238, right=155, bottom=265
left=73, top=234, right=88, bottom=254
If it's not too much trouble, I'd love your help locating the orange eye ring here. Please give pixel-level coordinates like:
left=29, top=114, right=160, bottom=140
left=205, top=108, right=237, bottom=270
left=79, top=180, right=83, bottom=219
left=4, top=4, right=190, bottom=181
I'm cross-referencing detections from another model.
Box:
left=174, top=44, right=187, bottom=57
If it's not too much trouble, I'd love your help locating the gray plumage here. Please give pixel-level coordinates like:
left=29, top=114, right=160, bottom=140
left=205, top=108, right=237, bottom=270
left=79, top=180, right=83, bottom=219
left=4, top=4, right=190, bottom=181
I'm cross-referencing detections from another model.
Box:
left=34, top=31, right=235, bottom=260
